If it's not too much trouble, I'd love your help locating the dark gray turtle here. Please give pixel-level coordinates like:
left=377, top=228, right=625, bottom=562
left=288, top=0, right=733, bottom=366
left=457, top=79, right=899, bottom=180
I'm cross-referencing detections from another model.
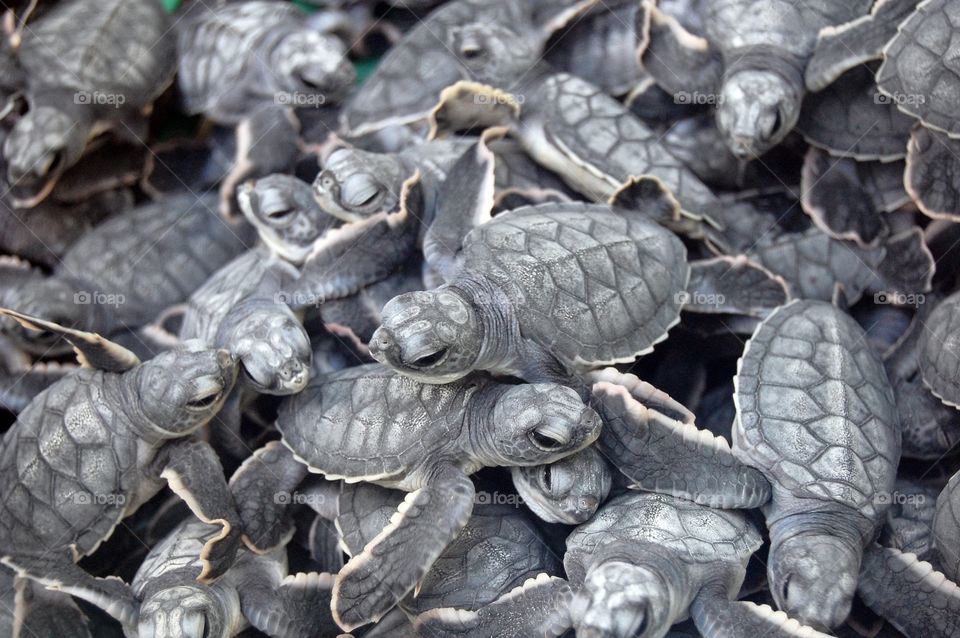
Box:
left=129, top=518, right=337, bottom=638
left=934, top=469, right=960, bottom=583
left=917, top=291, right=960, bottom=408
left=877, top=0, right=960, bottom=140
left=3, top=0, right=175, bottom=207
left=733, top=300, right=901, bottom=629
left=639, top=0, right=875, bottom=158
left=857, top=543, right=960, bottom=638
left=0, top=193, right=254, bottom=356
left=334, top=481, right=563, bottom=616
left=421, top=492, right=831, bottom=638
left=510, top=446, right=613, bottom=524
left=905, top=124, right=960, bottom=222
left=0, top=309, right=243, bottom=631
left=1, top=569, right=93, bottom=638
left=230, top=363, right=601, bottom=630
left=369, top=179, right=689, bottom=385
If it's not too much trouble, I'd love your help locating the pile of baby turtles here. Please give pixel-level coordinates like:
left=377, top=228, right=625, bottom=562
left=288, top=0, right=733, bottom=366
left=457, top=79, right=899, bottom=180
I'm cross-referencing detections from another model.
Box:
left=1, top=0, right=960, bottom=636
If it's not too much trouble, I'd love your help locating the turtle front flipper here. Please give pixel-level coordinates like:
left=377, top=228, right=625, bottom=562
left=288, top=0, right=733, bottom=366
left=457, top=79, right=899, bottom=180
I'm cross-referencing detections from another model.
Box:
left=1, top=554, right=139, bottom=629
left=14, top=577, right=93, bottom=638
left=805, top=0, right=919, bottom=92
left=857, top=544, right=960, bottom=638
left=906, top=126, right=960, bottom=223
left=293, top=171, right=424, bottom=305
left=229, top=441, right=309, bottom=553
left=0, top=307, right=140, bottom=372
left=685, top=256, right=790, bottom=319
left=149, top=437, right=244, bottom=583
left=690, top=589, right=832, bottom=638
left=332, top=465, right=475, bottom=631
left=414, top=573, right=573, bottom=638
left=590, top=369, right=772, bottom=509
left=429, top=81, right=522, bottom=139
left=637, top=1, right=722, bottom=100
left=240, top=570, right=338, bottom=638
left=424, top=127, right=505, bottom=282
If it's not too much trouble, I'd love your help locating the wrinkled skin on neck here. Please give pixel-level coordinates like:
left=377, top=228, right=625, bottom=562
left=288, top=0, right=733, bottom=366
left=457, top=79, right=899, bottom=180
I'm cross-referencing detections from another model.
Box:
left=717, top=69, right=800, bottom=158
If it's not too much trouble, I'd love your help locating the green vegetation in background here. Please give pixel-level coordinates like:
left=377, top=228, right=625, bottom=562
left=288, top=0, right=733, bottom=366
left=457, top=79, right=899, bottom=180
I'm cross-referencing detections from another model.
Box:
left=161, top=0, right=182, bottom=13
left=354, top=57, right=379, bottom=84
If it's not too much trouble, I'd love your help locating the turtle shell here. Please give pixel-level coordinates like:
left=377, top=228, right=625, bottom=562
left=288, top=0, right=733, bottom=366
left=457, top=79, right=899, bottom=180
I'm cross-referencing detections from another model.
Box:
left=336, top=483, right=561, bottom=613
left=0, top=371, right=143, bottom=558
left=462, top=203, right=688, bottom=370
left=733, top=300, right=900, bottom=521
left=276, top=364, right=477, bottom=482
left=877, top=0, right=960, bottom=139
left=563, top=492, right=761, bottom=585
left=19, top=0, right=175, bottom=103
left=918, top=291, right=960, bottom=408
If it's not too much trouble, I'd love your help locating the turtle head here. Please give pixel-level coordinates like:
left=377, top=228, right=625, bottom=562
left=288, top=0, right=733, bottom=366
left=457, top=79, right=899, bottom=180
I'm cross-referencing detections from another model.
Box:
left=313, top=147, right=404, bottom=221
left=717, top=70, right=800, bottom=159
left=0, top=279, right=97, bottom=355
left=273, top=30, right=355, bottom=103
left=489, top=383, right=601, bottom=466
left=511, top=447, right=612, bottom=524
left=231, top=309, right=311, bottom=395
left=370, top=289, right=482, bottom=384
left=572, top=561, right=673, bottom=638
left=137, top=584, right=234, bottom=638
left=4, top=105, right=88, bottom=204
left=238, top=174, right=334, bottom=264
left=448, top=23, right=539, bottom=85
left=135, top=341, right=238, bottom=438
left=769, top=532, right=859, bottom=630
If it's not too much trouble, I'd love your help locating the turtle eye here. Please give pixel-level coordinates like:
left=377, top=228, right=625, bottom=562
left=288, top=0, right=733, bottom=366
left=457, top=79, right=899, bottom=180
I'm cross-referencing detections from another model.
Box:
left=342, top=174, right=381, bottom=208
left=461, top=42, right=485, bottom=61
left=408, top=348, right=448, bottom=368
left=542, top=464, right=552, bottom=490
left=529, top=429, right=565, bottom=452
left=186, top=390, right=221, bottom=410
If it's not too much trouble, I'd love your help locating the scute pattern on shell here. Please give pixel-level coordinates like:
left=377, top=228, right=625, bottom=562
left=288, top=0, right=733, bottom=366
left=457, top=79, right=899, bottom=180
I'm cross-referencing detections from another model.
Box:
left=463, top=203, right=688, bottom=368
left=919, top=292, right=960, bottom=407
left=734, top=301, right=899, bottom=520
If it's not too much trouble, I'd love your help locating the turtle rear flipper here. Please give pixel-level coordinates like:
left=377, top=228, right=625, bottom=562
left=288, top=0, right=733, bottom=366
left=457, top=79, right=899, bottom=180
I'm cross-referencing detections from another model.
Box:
left=590, top=369, right=772, bottom=509
left=0, top=308, right=139, bottom=372
left=293, top=171, right=424, bottom=306
left=414, top=573, right=573, bottom=637
left=229, top=441, right=308, bottom=553
left=429, top=81, right=522, bottom=139
left=686, top=256, right=789, bottom=319
left=906, top=126, right=960, bottom=222
left=690, top=592, right=832, bottom=638
left=424, top=127, right=504, bottom=282
left=806, top=0, right=919, bottom=92
left=15, top=577, right=92, bottom=638
left=637, top=0, right=722, bottom=98
left=857, top=544, right=960, bottom=638
left=332, top=466, right=475, bottom=631
left=241, top=570, right=337, bottom=638
left=1, top=554, right=138, bottom=629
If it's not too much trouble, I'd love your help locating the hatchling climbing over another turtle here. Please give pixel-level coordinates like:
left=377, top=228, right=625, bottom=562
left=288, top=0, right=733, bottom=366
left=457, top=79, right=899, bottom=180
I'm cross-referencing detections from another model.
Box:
left=229, top=363, right=602, bottom=630
left=420, top=492, right=833, bottom=638
left=733, top=299, right=901, bottom=630
left=0, top=309, right=244, bottom=631
left=3, top=0, right=176, bottom=207
left=369, top=177, right=689, bottom=385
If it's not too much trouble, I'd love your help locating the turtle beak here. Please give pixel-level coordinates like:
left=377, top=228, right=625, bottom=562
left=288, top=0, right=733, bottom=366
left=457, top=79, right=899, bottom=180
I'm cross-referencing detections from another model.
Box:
left=368, top=327, right=396, bottom=364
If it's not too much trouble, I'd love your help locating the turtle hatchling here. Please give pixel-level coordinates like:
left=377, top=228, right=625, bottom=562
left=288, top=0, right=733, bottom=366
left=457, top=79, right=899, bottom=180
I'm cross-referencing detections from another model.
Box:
left=229, top=363, right=601, bottom=630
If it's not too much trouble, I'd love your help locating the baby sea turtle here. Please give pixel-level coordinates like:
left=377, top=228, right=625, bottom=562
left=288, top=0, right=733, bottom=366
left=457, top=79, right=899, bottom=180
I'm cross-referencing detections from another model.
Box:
left=421, top=492, right=831, bottom=638
left=131, top=518, right=336, bottom=638
left=3, top=0, right=176, bottom=207
left=230, top=363, right=601, bottom=630
left=369, top=179, right=689, bottom=385
left=918, top=290, right=960, bottom=408
left=510, top=446, right=613, bottom=524
left=1, top=193, right=253, bottom=356
left=639, top=0, right=876, bottom=158
left=733, top=299, right=901, bottom=629
left=934, top=469, right=960, bottom=583
left=0, top=309, right=243, bottom=630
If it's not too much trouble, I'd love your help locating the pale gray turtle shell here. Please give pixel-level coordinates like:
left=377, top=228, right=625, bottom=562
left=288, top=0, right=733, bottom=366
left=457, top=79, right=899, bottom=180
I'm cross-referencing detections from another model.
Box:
left=461, top=203, right=689, bottom=370
left=19, top=0, right=175, bottom=103
left=0, top=368, right=142, bottom=557
left=276, top=363, right=477, bottom=481
left=564, top=492, right=762, bottom=585
left=918, top=291, right=960, bottom=408
left=335, top=482, right=562, bottom=614
left=877, top=0, right=960, bottom=139
left=733, top=300, right=900, bottom=521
